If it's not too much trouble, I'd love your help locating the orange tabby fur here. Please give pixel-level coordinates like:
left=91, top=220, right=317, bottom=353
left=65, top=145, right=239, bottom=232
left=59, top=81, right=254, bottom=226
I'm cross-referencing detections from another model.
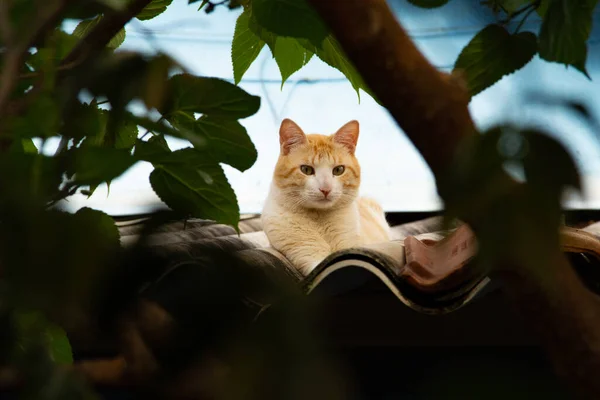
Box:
left=261, top=119, right=391, bottom=275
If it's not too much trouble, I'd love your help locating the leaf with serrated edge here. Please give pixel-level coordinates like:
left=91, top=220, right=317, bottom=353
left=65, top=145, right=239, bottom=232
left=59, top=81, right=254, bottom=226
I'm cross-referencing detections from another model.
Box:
left=73, top=15, right=125, bottom=49
left=538, top=0, right=596, bottom=77
left=129, top=113, right=208, bottom=149
left=167, top=111, right=256, bottom=171
left=115, top=117, right=139, bottom=150
left=72, top=147, right=136, bottom=185
left=28, top=30, right=78, bottom=70
left=248, top=7, right=276, bottom=54
left=62, top=101, right=103, bottom=141
left=136, top=0, right=173, bottom=20
left=252, top=0, right=327, bottom=45
left=149, top=148, right=239, bottom=228
left=274, top=37, right=313, bottom=88
left=232, top=10, right=265, bottom=84
left=79, top=108, right=138, bottom=149
left=300, top=36, right=375, bottom=101
left=170, top=114, right=257, bottom=172
left=162, top=74, right=261, bottom=119
left=134, top=135, right=171, bottom=161
left=453, top=24, right=537, bottom=98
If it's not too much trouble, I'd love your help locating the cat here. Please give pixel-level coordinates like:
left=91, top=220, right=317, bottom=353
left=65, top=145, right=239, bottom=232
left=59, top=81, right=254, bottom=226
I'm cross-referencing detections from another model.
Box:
left=262, top=118, right=391, bottom=275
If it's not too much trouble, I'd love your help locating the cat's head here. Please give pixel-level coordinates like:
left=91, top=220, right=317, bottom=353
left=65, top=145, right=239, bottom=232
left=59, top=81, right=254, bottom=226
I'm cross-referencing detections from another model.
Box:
left=273, top=118, right=361, bottom=210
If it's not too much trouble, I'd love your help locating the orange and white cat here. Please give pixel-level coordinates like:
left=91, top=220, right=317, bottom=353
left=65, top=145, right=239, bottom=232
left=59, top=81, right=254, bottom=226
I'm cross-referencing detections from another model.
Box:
left=262, top=119, right=391, bottom=275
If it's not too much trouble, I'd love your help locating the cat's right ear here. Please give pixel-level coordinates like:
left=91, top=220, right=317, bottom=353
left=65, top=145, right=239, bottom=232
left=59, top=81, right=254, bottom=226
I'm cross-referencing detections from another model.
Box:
left=279, top=118, right=307, bottom=155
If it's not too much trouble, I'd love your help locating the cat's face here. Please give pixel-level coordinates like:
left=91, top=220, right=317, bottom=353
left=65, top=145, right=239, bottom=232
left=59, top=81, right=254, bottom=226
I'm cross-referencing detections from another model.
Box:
left=273, top=119, right=361, bottom=210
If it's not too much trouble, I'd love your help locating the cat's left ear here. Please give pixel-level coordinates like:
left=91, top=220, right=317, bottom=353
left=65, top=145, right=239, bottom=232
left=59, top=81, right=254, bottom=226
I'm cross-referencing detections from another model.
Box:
left=333, top=120, right=359, bottom=154
left=280, top=118, right=307, bottom=155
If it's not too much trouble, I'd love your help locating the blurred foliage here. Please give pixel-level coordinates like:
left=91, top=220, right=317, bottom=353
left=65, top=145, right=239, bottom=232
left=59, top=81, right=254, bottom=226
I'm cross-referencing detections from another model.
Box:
left=0, top=0, right=262, bottom=396
left=1, top=0, right=600, bottom=398
left=439, top=94, right=600, bottom=284
left=442, top=124, right=579, bottom=277
left=453, top=24, right=537, bottom=97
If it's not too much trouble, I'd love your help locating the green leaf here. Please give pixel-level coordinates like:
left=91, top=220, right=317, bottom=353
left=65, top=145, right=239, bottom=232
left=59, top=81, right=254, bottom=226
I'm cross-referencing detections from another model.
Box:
left=28, top=30, right=78, bottom=71
left=64, top=2, right=112, bottom=19
left=71, top=147, right=136, bottom=186
left=248, top=8, right=277, bottom=53
left=522, top=130, right=581, bottom=192
left=538, top=0, right=597, bottom=77
left=194, top=0, right=210, bottom=8
left=194, top=117, right=256, bottom=171
left=407, top=0, right=449, bottom=8
left=0, top=203, right=120, bottom=328
left=74, top=207, right=121, bottom=249
left=76, top=107, right=138, bottom=149
left=498, top=0, right=534, bottom=14
left=453, top=24, right=537, bottom=98
left=110, top=28, right=126, bottom=50
left=536, top=0, right=550, bottom=17
left=149, top=134, right=171, bottom=152
left=10, top=93, right=60, bottom=138
left=232, top=9, right=265, bottom=84
left=134, top=135, right=171, bottom=161
left=162, top=74, right=261, bottom=118
left=274, top=37, right=313, bottom=88
left=45, top=323, right=73, bottom=364
left=114, top=117, right=139, bottom=150
left=140, top=54, right=175, bottom=111
left=136, top=0, right=173, bottom=20
left=72, top=15, right=126, bottom=49
left=12, top=310, right=73, bottom=365
left=252, top=0, right=327, bottom=45
left=171, top=114, right=257, bottom=171
left=69, top=53, right=173, bottom=114
left=301, top=36, right=375, bottom=100
left=0, top=153, right=62, bottom=204
left=128, top=113, right=207, bottom=149
left=62, top=101, right=103, bottom=141
left=9, top=138, right=38, bottom=154
left=148, top=149, right=240, bottom=227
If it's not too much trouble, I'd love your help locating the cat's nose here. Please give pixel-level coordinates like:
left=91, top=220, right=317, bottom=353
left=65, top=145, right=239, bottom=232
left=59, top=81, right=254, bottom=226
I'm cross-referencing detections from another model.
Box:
left=319, top=188, right=331, bottom=198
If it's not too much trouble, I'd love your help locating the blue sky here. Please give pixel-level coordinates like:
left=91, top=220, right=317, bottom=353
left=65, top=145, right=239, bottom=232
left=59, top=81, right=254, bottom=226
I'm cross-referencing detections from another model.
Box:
left=57, top=0, right=600, bottom=215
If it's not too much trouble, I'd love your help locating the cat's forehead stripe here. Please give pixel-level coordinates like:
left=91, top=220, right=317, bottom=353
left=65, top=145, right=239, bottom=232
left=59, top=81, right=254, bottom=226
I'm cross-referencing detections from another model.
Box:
left=304, top=134, right=345, bottom=163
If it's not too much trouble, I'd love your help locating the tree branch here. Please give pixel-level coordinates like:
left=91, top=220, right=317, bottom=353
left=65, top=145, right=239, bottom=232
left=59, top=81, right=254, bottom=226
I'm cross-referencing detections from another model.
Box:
left=60, top=0, right=152, bottom=67
left=306, top=0, right=476, bottom=182
left=0, top=0, right=74, bottom=117
left=306, top=1, right=600, bottom=398
left=0, top=0, right=14, bottom=46
left=0, top=0, right=151, bottom=138
left=498, top=256, right=600, bottom=399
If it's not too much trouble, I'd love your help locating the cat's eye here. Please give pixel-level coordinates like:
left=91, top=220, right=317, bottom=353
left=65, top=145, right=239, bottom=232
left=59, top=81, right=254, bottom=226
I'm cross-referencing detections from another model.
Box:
left=300, top=165, right=315, bottom=175
left=332, top=165, right=345, bottom=176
